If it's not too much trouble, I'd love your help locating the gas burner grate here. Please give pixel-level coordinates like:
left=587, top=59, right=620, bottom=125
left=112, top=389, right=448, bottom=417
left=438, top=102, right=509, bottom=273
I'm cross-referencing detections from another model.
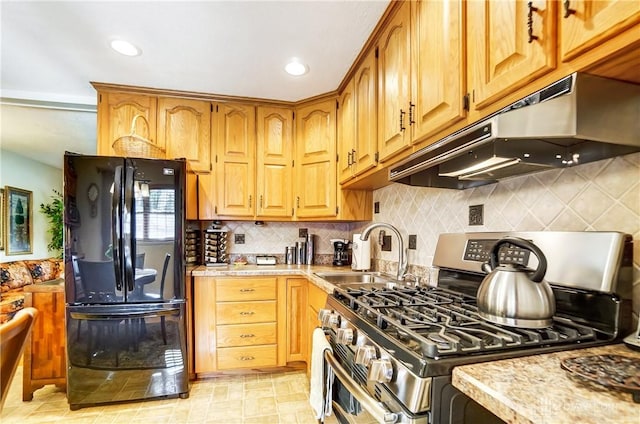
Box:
left=333, top=286, right=598, bottom=358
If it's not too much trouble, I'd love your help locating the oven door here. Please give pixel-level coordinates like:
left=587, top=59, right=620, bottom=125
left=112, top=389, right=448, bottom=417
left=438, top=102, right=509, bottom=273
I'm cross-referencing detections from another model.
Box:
left=325, top=349, right=398, bottom=423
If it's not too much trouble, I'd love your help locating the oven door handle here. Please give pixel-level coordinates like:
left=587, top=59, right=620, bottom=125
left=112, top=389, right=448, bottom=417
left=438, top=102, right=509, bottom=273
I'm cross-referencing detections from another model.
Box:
left=324, top=350, right=399, bottom=424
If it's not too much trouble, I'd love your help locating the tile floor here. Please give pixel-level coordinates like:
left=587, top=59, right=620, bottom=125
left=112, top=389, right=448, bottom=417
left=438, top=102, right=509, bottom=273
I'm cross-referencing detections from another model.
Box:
left=1, top=366, right=340, bottom=423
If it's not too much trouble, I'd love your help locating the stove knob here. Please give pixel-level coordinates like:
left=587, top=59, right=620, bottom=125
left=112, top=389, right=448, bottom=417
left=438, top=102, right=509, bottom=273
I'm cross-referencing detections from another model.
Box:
left=335, top=328, right=354, bottom=345
left=354, top=345, right=377, bottom=366
left=317, top=309, right=331, bottom=322
left=369, top=359, right=393, bottom=383
left=321, top=312, right=340, bottom=329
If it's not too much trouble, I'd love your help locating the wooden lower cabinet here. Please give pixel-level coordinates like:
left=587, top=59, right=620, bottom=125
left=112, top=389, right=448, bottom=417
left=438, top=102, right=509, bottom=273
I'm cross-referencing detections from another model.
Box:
left=306, top=282, right=328, bottom=374
left=193, top=276, right=287, bottom=373
left=286, top=279, right=308, bottom=363
left=22, top=285, right=66, bottom=401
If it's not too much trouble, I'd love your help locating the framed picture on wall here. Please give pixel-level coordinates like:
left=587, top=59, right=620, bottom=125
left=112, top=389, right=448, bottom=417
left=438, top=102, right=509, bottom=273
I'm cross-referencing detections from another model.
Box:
left=0, top=188, right=4, bottom=251
left=4, top=186, right=33, bottom=255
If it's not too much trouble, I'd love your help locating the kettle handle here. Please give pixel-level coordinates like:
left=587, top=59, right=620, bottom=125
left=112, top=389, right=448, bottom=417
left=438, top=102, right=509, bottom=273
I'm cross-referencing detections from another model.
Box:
left=489, top=237, right=547, bottom=283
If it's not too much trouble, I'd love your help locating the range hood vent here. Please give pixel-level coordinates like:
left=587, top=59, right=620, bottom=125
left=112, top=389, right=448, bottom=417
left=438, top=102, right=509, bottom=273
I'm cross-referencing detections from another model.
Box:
left=389, top=73, right=640, bottom=189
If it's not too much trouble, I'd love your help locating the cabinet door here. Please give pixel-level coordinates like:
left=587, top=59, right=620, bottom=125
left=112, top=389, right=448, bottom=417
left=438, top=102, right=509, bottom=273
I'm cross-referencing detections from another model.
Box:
left=197, top=172, right=217, bottom=220
left=467, top=0, right=556, bottom=109
left=354, top=48, right=378, bottom=176
left=193, top=276, right=217, bottom=374
left=213, top=103, right=256, bottom=217
left=186, top=171, right=198, bottom=220
left=157, top=98, right=212, bottom=172
left=256, top=106, right=294, bottom=218
left=560, top=0, right=640, bottom=61
left=97, top=92, right=157, bottom=156
left=286, top=279, right=308, bottom=363
left=295, top=99, right=337, bottom=218
left=377, top=1, right=412, bottom=162
left=338, top=80, right=356, bottom=183
left=411, top=0, right=466, bottom=142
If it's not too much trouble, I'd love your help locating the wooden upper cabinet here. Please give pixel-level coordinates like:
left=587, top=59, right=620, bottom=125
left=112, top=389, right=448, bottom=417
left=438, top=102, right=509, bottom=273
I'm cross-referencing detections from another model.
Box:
left=213, top=103, right=256, bottom=217
left=354, top=48, right=378, bottom=176
left=337, top=80, right=356, bottom=183
left=256, top=107, right=294, bottom=219
left=97, top=92, right=157, bottom=156
left=295, top=99, right=337, bottom=218
left=410, top=0, right=466, bottom=142
left=560, top=0, right=640, bottom=61
left=467, top=0, right=556, bottom=110
left=157, top=98, right=212, bottom=172
left=377, top=1, right=412, bottom=162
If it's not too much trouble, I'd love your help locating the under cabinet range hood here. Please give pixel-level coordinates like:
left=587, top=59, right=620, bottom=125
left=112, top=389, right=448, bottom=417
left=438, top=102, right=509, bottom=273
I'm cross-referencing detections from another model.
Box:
left=389, top=73, right=640, bottom=189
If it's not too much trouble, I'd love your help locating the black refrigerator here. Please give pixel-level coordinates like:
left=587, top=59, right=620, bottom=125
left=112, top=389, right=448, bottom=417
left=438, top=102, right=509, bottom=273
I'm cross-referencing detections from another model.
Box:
left=63, top=153, right=189, bottom=410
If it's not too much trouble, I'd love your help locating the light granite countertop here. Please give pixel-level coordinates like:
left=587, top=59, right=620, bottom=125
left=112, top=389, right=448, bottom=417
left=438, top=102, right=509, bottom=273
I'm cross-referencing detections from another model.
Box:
left=190, top=264, right=344, bottom=293
left=452, top=343, right=640, bottom=424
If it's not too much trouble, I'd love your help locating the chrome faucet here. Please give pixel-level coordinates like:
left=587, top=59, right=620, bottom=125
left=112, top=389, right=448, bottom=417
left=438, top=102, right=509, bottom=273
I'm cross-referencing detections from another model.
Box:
left=360, top=222, right=408, bottom=281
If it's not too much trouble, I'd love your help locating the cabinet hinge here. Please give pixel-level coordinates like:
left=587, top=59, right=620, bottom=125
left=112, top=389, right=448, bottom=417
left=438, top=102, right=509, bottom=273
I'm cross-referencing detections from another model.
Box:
left=463, top=94, right=470, bottom=112
left=210, top=103, right=213, bottom=112
left=209, top=163, right=212, bottom=171
left=292, top=160, right=295, bottom=167
left=292, top=111, right=295, bottom=120
left=336, top=206, right=339, bottom=215
left=336, top=100, right=339, bottom=110
left=215, top=206, right=218, bottom=214
left=216, top=104, right=219, bottom=113
left=291, top=208, right=294, bottom=217
left=374, top=152, right=379, bottom=163
left=215, top=155, right=218, bottom=163
left=99, top=93, right=102, bottom=103
left=375, top=47, right=379, bottom=59
left=336, top=154, right=339, bottom=163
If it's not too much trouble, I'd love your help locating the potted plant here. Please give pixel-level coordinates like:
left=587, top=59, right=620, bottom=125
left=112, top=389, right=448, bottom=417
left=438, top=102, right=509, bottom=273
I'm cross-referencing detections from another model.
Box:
left=40, top=190, right=63, bottom=257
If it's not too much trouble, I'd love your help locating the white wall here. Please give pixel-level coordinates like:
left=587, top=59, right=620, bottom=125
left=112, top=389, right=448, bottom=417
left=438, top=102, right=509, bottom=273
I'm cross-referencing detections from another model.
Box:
left=0, top=150, right=62, bottom=261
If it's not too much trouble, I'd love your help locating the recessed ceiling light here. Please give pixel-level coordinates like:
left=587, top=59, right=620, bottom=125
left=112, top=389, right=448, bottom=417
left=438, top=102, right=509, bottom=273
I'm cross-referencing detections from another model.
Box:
left=110, top=39, right=141, bottom=57
left=285, top=59, right=308, bottom=76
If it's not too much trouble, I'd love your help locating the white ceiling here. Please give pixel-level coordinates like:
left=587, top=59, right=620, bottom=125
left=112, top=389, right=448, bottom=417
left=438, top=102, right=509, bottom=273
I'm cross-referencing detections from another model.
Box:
left=0, top=0, right=390, bottom=169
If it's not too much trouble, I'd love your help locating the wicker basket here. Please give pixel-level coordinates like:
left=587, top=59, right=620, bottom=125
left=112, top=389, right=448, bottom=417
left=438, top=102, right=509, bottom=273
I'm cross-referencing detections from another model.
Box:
left=112, top=115, right=165, bottom=158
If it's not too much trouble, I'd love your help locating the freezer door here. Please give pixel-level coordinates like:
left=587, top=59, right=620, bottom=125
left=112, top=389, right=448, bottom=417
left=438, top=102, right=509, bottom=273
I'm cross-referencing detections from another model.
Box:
left=66, top=303, right=189, bottom=408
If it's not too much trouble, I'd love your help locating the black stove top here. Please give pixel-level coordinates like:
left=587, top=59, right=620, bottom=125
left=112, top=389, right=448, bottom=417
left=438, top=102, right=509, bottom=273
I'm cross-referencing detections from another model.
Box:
left=334, top=284, right=599, bottom=358
left=327, top=283, right=617, bottom=377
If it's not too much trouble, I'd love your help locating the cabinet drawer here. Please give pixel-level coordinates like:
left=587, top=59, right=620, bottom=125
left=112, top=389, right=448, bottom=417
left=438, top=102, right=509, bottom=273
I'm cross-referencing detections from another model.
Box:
left=216, top=278, right=277, bottom=301
left=217, top=345, right=277, bottom=370
left=216, top=301, right=276, bottom=324
left=308, top=283, right=328, bottom=313
left=216, top=323, right=277, bottom=347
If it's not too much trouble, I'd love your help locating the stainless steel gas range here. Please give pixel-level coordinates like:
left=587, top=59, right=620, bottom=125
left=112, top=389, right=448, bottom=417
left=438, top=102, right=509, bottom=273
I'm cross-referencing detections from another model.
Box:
left=318, top=231, right=633, bottom=424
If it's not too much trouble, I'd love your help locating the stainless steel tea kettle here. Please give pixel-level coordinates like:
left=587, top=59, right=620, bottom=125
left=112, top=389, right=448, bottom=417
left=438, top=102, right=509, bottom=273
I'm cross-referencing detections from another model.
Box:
left=477, top=237, right=555, bottom=328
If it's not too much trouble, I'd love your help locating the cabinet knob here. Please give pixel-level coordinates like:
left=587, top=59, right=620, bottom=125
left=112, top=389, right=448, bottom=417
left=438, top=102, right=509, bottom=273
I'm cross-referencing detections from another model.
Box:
left=240, top=334, right=255, bottom=338
left=239, top=356, right=255, bottom=361
left=239, top=288, right=255, bottom=293
left=240, top=311, right=255, bottom=316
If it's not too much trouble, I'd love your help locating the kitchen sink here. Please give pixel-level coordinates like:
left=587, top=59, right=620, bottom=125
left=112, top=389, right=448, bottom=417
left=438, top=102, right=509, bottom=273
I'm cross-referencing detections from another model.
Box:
left=314, top=271, right=402, bottom=288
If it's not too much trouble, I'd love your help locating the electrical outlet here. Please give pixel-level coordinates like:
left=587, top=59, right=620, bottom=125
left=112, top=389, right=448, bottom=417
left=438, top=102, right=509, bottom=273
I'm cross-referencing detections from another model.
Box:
left=374, top=202, right=380, bottom=214
left=469, top=204, right=484, bottom=226
left=234, top=233, right=245, bottom=244
left=381, top=235, right=392, bottom=251
left=299, top=228, right=308, bottom=238
left=408, top=234, right=417, bottom=249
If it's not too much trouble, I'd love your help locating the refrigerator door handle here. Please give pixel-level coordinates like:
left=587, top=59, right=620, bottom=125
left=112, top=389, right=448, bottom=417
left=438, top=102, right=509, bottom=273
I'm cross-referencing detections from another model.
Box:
left=69, top=307, right=180, bottom=321
left=112, top=165, right=124, bottom=291
left=123, top=164, right=136, bottom=293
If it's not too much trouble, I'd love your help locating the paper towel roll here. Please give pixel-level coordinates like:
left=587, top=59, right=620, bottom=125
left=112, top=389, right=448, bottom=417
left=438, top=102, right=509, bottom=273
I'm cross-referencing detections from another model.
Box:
left=351, top=234, right=371, bottom=271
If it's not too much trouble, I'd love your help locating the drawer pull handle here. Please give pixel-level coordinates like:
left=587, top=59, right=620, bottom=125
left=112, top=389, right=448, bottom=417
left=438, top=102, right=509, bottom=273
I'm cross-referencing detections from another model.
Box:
left=239, top=288, right=255, bottom=292
left=240, top=356, right=255, bottom=361
left=240, top=311, right=255, bottom=316
left=240, top=334, right=255, bottom=338
left=527, top=2, right=539, bottom=44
